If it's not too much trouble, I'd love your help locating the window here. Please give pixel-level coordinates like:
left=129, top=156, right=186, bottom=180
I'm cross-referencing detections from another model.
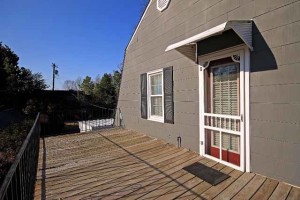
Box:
left=212, top=64, right=239, bottom=116
left=222, top=133, right=239, bottom=153
left=140, top=66, right=173, bottom=124
left=211, top=132, right=240, bottom=153
left=211, top=63, right=240, bottom=153
left=148, top=71, right=164, bottom=122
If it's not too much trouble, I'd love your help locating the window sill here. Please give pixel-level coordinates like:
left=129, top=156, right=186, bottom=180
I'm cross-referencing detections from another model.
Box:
left=148, top=116, right=164, bottom=123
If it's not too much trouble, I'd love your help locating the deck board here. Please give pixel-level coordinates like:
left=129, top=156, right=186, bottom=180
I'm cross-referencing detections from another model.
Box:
left=232, top=174, right=266, bottom=200
left=250, top=178, right=279, bottom=200
left=214, top=172, right=255, bottom=200
left=46, top=148, right=187, bottom=198
left=286, top=187, right=300, bottom=200
left=34, top=128, right=300, bottom=199
left=200, top=169, right=243, bottom=199
left=269, top=182, right=292, bottom=200
left=64, top=151, right=197, bottom=199
left=154, top=162, right=222, bottom=200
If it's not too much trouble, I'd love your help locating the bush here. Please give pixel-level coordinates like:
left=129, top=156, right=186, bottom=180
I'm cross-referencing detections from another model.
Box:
left=0, top=120, right=33, bottom=185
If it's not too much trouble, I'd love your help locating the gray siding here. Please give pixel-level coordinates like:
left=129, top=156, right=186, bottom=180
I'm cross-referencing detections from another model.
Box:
left=118, top=0, right=300, bottom=186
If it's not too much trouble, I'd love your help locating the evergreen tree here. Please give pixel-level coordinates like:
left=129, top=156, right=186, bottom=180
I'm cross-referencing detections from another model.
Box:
left=94, top=73, right=115, bottom=107
left=0, top=42, right=19, bottom=91
left=0, top=42, right=47, bottom=108
left=81, top=76, right=94, bottom=95
left=112, top=70, right=122, bottom=99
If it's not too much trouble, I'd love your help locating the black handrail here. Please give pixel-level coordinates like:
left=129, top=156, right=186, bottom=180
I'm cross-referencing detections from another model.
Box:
left=0, top=114, right=41, bottom=200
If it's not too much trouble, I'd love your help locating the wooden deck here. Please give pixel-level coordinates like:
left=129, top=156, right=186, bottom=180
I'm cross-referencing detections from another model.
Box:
left=34, top=128, right=300, bottom=200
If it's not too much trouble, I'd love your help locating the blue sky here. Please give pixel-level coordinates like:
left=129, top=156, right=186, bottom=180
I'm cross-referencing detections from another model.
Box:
left=0, top=0, right=147, bottom=89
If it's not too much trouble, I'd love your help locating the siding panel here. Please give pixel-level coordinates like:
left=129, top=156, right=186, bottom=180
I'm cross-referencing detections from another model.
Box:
left=250, top=84, right=300, bottom=103
left=118, top=0, right=300, bottom=186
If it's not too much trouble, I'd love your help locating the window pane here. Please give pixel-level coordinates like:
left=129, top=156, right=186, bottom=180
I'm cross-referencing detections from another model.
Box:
left=151, top=96, right=163, bottom=116
left=150, top=74, right=162, bottom=95
left=222, top=133, right=239, bottom=152
left=221, top=132, right=240, bottom=166
left=151, top=85, right=162, bottom=95
left=212, top=64, right=239, bottom=116
left=205, top=129, right=220, bottom=159
left=213, top=131, right=220, bottom=147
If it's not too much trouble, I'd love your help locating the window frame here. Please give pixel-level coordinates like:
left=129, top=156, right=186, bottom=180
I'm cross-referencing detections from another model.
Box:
left=147, top=69, right=164, bottom=123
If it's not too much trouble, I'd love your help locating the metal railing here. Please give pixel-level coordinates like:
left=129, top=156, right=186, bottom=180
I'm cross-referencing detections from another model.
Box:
left=43, top=106, right=123, bottom=135
left=0, top=114, right=41, bottom=200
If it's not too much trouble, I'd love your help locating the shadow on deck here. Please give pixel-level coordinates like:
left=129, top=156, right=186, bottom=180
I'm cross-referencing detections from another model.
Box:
left=34, top=128, right=300, bottom=200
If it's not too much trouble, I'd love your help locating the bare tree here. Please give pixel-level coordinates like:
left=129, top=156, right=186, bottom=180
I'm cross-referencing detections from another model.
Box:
left=75, top=77, right=82, bottom=90
left=117, top=62, right=124, bottom=73
left=63, top=77, right=82, bottom=91
left=63, top=80, right=76, bottom=90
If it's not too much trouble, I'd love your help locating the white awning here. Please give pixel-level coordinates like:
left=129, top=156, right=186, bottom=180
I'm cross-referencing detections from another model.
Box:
left=165, top=20, right=253, bottom=52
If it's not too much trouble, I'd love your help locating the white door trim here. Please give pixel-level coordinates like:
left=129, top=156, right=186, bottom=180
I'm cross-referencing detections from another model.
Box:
left=198, top=45, right=250, bottom=172
left=245, top=47, right=251, bottom=172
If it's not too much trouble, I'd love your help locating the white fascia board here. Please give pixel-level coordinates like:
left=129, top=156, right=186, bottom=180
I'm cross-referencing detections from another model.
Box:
left=127, top=0, right=153, bottom=49
left=165, top=20, right=253, bottom=52
left=165, top=22, right=227, bottom=52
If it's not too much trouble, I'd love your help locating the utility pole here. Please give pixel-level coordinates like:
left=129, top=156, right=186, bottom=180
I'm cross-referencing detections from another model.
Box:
left=52, top=63, right=58, bottom=91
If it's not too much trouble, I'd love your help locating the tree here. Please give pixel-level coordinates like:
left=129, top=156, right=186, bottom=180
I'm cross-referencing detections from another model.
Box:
left=64, top=77, right=82, bottom=91
left=32, top=73, right=48, bottom=90
left=61, top=65, right=122, bottom=108
left=0, top=42, right=19, bottom=91
left=93, top=73, right=116, bottom=107
left=94, top=75, right=102, bottom=84
left=0, top=42, right=48, bottom=108
left=63, top=80, right=78, bottom=90
left=0, top=43, right=47, bottom=93
left=52, top=63, right=58, bottom=91
left=116, top=62, right=123, bottom=73
left=75, top=77, right=82, bottom=90
left=81, top=76, right=94, bottom=95
left=112, top=70, right=122, bottom=98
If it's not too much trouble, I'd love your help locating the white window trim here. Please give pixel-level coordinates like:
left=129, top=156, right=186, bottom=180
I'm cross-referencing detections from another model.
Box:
left=147, top=69, right=164, bottom=123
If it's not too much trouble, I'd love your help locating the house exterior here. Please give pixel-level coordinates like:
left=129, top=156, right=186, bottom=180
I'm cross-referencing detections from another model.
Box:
left=117, top=0, right=300, bottom=186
